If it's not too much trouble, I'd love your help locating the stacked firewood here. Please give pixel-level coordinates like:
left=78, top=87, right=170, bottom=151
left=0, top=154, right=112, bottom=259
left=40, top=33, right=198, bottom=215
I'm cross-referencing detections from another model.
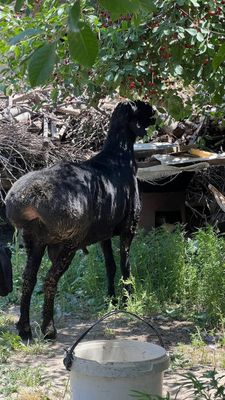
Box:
left=154, top=117, right=225, bottom=154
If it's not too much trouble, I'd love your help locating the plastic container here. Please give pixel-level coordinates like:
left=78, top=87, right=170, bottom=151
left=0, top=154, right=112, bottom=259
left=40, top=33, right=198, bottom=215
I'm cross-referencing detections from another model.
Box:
left=63, top=310, right=169, bottom=400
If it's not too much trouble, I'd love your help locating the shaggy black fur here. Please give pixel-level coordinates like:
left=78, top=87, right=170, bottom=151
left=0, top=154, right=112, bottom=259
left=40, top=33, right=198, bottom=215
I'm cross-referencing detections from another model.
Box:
left=0, top=245, right=12, bottom=296
left=6, top=100, right=155, bottom=340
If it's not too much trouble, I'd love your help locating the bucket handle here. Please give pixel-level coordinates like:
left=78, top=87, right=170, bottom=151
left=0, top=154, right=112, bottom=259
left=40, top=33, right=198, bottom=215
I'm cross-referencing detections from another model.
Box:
left=63, top=310, right=164, bottom=371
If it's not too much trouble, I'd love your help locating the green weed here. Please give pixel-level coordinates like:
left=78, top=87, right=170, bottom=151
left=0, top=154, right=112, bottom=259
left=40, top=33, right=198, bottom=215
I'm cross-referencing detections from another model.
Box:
left=0, top=366, right=43, bottom=397
left=191, top=328, right=205, bottom=348
left=0, top=324, right=53, bottom=363
left=130, top=369, right=225, bottom=399
left=0, top=312, right=15, bottom=331
left=185, top=226, right=225, bottom=324
left=2, top=225, right=225, bottom=326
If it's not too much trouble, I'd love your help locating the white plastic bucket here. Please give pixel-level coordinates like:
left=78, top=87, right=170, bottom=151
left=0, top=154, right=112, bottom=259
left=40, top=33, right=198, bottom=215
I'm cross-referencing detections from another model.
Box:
left=64, top=311, right=169, bottom=400
left=70, top=339, right=169, bottom=399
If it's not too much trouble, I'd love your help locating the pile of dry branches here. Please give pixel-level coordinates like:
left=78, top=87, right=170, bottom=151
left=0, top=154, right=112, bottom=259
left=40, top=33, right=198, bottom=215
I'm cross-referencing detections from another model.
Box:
left=0, top=92, right=112, bottom=195
left=155, top=116, right=225, bottom=153
left=0, top=121, right=93, bottom=196
left=59, top=108, right=110, bottom=151
left=186, top=166, right=225, bottom=230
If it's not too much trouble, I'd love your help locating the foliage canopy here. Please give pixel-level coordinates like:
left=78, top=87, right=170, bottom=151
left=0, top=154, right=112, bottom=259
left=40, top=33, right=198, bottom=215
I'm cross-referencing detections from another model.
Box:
left=0, top=0, right=225, bottom=118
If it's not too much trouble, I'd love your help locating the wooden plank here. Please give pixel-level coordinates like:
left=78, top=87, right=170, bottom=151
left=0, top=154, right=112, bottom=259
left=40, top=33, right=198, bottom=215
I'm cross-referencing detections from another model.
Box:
left=189, top=148, right=216, bottom=158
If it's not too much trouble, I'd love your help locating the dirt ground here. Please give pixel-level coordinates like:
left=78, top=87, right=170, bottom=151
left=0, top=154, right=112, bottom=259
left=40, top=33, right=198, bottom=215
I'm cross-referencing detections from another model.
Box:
left=2, top=306, right=224, bottom=400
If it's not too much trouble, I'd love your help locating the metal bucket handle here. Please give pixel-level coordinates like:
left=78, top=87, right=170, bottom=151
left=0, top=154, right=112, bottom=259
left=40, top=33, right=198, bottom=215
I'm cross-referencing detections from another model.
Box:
left=63, top=310, right=164, bottom=371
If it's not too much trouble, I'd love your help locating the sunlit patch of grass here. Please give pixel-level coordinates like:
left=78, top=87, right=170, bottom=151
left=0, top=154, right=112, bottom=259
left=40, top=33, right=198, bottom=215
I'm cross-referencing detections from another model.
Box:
left=0, top=311, right=16, bottom=331
left=0, top=366, right=44, bottom=397
left=16, top=392, right=51, bottom=400
left=103, top=327, right=116, bottom=338
left=172, top=341, right=225, bottom=370
left=0, top=327, right=54, bottom=364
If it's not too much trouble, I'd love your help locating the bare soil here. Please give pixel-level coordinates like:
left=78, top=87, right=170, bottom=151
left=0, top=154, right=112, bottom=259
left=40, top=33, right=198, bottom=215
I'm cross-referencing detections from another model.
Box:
left=3, top=307, right=225, bottom=400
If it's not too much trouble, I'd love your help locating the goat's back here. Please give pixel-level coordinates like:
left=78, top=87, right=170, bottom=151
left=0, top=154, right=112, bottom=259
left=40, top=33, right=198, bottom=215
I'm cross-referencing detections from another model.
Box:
left=6, top=160, right=139, bottom=246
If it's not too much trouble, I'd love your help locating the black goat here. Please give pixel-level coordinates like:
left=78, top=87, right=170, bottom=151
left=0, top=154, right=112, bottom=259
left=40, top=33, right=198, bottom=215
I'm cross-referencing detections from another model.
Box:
left=5, top=100, right=155, bottom=340
left=0, top=245, right=13, bottom=296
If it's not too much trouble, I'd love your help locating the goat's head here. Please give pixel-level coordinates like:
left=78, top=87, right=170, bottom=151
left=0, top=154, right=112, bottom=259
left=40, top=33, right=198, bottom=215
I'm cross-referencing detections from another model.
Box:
left=0, top=245, right=13, bottom=296
left=111, top=100, right=155, bottom=140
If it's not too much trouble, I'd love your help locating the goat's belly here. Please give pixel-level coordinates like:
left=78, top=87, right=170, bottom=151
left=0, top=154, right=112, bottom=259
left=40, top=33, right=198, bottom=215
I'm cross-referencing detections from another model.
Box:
left=45, top=217, right=90, bottom=244
left=41, top=225, right=114, bottom=247
left=81, top=222, right=121, bottom=247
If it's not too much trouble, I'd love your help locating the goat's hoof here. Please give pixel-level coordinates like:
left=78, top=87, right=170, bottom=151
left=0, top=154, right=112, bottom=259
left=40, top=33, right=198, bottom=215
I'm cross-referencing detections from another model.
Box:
left=16, top=323, right=32, bottom=340
left=42, top=324, right=57, bottom=340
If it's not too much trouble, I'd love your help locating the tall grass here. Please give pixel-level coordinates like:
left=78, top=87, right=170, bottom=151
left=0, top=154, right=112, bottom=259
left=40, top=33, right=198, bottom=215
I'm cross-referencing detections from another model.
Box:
left=1, top=225, right=225, bottom=325
left=185, top=226, right=225, bottom=323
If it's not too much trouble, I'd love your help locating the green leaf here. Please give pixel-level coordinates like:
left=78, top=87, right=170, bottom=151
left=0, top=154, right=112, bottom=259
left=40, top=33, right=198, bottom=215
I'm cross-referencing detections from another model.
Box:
left=174, top=65, right=183, bottom=75
left=99, top=0, right=137, bottom=19
left=138, top=0, right=156, bottom=12
left=0, top=84, right=6, bottom=93
left=212, top=91, right=224, bottom=105
left=105, top=72, right=114, bottom=81
left=167, top=95, right=184, bottom=119
left=189, top=0, right=199, bottom=6
left=171, top=45, right=183, bottom=62
left=186, top=28, right=197, bottom=36
left=68, top=22, right=98, bottom=67
left=99, top=0, right=156, bottom=20
left=15, top=0, right=24, bottom=12
left=212, top=43, right=225, bottom=70
left=9, top=28, right=43, bottom=45
left=68, top=1, right=80, bottom=32
left=28, top=42, right=57, bottom=87
left=196, top=32, right=204, bottom=42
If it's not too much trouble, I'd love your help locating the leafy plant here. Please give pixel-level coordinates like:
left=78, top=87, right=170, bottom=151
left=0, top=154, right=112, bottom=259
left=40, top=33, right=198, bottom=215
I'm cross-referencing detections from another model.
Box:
left=0, top=1, right=225, bottom=118
left=185, top=226, right=225, bottom=324
left=0, top=366, right=43, bottom=396
left=130, top=369, right=225, bottom=399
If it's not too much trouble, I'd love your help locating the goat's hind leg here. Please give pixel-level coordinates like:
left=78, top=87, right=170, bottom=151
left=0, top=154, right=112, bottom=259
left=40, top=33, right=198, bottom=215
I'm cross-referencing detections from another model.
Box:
left=17, top=233, right=46, bottom=340
left=42, top=243, right=76, bottom=340
left=120, top=232, right=134, bottom=299
left=101, top=239, right=117, bottom=300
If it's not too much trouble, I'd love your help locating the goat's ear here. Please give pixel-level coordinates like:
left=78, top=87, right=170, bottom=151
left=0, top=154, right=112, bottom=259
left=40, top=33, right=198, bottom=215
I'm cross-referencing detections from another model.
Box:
left=128, top=101, right=150, bottom=137
left=128, top=101, right=138, bottom=116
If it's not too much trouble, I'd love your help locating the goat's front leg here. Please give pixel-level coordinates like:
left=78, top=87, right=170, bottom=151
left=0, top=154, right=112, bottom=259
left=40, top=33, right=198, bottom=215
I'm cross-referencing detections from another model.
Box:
left=42, top=244, right=76, bottom=340
left=17, top=234, right=46, bottom=340
left=101, top=239, right=116, bottom=298
left=120, top=232, right=134, bottom=298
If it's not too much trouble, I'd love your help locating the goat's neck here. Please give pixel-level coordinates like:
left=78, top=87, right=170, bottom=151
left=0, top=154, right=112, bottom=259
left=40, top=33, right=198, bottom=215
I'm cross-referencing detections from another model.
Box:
left=103, top=126, right=135, bottom=154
